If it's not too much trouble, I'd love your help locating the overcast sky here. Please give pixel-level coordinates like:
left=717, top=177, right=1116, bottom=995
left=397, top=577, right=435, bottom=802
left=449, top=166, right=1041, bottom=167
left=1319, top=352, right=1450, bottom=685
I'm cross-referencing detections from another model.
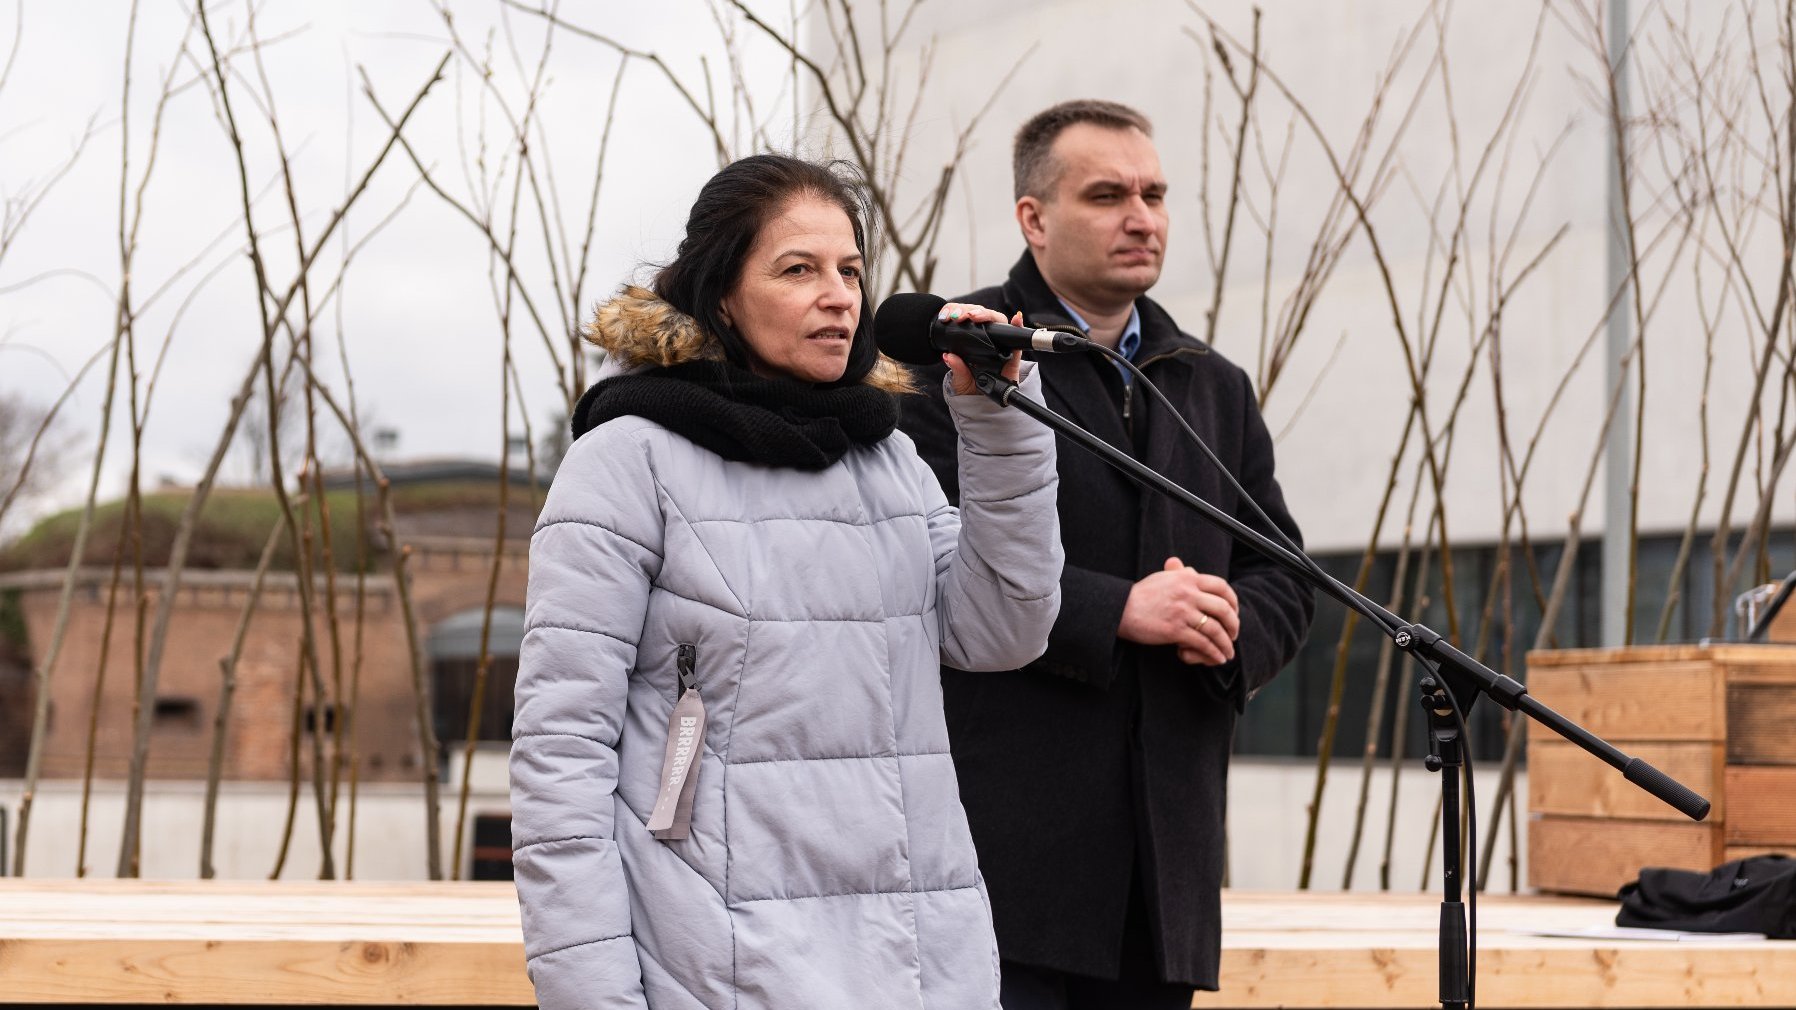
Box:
left=15, top=1, right=1793, bottom=558
left=0, top=1, right=803, bottom=535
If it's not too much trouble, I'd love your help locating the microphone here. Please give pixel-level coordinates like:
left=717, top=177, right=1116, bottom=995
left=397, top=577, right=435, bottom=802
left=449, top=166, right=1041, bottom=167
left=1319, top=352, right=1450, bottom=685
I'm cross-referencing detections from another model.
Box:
left=873, top=292, right=1093, bottom=366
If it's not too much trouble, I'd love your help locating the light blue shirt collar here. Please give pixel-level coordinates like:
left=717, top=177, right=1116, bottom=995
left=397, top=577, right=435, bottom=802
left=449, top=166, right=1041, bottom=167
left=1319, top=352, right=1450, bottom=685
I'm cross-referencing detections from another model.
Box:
left=1055, top=298, right=1143, bottom=382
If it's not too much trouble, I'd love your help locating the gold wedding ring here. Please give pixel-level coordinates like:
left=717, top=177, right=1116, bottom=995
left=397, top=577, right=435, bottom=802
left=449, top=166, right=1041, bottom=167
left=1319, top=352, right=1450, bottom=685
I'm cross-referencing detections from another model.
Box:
left=1195, top=613, right=1210, bottom=631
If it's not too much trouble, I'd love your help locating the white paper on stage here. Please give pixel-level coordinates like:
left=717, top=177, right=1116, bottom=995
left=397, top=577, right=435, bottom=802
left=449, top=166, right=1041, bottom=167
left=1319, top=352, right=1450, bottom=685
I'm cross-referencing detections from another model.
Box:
left=1517, top=925, right=1769, bottom=942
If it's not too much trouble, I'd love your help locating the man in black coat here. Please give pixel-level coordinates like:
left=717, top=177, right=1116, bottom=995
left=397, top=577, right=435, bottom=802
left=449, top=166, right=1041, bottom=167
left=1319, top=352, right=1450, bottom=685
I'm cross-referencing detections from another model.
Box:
left=899, top=100, right=1314, bottom=1008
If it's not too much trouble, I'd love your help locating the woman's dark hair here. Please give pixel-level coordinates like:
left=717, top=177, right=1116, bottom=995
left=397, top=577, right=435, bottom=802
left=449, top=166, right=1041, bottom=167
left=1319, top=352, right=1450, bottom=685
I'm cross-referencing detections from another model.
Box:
left=654, top=154, right=882, bottom=386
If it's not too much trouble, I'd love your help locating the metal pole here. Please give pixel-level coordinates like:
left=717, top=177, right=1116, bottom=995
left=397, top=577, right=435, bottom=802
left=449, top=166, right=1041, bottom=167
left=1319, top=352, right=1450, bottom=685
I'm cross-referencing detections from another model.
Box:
left=1602, top=0, right=1634, bottom=646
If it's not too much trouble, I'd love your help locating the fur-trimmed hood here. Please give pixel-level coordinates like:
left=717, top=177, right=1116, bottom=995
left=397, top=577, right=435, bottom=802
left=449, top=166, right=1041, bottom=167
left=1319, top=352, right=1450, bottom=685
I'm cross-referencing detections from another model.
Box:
left=583, top=285, right=914, bottom=394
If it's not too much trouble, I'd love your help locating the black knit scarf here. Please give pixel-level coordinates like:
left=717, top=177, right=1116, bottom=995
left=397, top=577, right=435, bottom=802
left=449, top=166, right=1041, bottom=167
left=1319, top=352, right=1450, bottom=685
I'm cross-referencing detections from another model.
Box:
left=572, top=360, right=899, bottom=471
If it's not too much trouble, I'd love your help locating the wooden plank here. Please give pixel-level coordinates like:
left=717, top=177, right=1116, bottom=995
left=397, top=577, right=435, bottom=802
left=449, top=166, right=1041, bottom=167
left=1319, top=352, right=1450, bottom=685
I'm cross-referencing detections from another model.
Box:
left=0, top=879, right=523, bottom=939
left=1194, top=944, right=1796, bottom=1008
left=1527, top=662, right=1724, bottom=743
left=1718, top=661, right=1796, bottom=686
left=0, top=880, right=531, bottom=1005
left=1529, top=741, right=1723, bottom=821
left=7, top=883, right=1796, bottom=1008
left=1725, top=765, right=1796, bottom=844
left=1528, top=815, right=1722, bottom=897
left=1726, top=682, right=1796, bottom=764
left=2, top=938, right=534, bottom=1005
left=1192, top=890, right=1795, bottom=1007
left=1529, top=644, right=1796, bottom=668
left=1765, top=600, right=1796, bottom=643
left=1726, top=845, right=1796, bottom=861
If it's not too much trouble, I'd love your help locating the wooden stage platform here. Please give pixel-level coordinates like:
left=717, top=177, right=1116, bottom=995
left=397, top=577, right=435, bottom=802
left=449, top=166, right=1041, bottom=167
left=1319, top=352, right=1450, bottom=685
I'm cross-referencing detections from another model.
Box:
left=1, top=880, right=1791, bottom=1006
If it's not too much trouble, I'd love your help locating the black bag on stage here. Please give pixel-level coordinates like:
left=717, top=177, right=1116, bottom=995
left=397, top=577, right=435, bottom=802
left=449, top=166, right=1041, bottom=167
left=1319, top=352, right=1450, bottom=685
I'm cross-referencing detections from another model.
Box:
left=1616, top=854, right=1796, bottom=938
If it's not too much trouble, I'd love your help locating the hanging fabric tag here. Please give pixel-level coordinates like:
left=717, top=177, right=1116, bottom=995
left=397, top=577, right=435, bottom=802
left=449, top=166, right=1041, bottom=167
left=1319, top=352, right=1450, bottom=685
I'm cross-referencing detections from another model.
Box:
left=647, top=646, right=706, bottom=840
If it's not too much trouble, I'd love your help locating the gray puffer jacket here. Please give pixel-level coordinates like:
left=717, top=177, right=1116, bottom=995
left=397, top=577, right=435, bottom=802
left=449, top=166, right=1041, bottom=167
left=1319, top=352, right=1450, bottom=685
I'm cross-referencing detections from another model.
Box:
left=511, top=291, right=1062, bottom=1009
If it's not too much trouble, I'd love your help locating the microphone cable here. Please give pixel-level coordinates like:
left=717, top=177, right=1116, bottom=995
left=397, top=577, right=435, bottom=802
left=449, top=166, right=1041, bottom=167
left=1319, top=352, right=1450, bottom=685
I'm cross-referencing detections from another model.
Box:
left=1087, top=340, right=1480, bottom=1004
left=1087, top=341, right=1402, bottom=639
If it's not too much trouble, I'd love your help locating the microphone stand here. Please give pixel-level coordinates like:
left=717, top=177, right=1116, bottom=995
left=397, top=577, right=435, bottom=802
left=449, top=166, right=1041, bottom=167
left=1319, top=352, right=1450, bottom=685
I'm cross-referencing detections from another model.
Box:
left=969, top=366, right=1712, bottom=1009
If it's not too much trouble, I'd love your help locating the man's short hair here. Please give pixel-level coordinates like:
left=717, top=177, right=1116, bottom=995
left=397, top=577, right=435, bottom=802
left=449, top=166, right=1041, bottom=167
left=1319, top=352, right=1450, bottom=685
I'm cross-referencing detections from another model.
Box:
left=1013, top=100, right=1154, bottom=202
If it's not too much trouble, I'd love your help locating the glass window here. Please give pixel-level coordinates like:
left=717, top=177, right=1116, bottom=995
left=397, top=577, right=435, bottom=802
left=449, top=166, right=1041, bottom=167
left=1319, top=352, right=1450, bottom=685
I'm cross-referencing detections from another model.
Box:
left=1233, top=528, right=1796, bottom=763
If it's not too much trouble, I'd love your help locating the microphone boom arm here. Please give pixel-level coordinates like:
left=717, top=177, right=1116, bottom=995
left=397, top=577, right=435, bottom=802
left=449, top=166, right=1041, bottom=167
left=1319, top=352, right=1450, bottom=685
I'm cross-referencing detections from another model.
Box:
left=969, top=369, right=1711, bottom=823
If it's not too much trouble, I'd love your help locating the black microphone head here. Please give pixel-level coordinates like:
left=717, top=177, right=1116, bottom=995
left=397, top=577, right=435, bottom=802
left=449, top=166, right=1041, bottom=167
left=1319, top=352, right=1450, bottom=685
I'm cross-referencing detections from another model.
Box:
left=873, top=292, right=947, bottom=366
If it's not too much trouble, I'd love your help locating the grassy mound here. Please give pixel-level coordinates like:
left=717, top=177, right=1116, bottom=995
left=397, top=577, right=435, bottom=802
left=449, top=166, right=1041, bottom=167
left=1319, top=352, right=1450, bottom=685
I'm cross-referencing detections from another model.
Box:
left=0, top=479, right=535, bottom=573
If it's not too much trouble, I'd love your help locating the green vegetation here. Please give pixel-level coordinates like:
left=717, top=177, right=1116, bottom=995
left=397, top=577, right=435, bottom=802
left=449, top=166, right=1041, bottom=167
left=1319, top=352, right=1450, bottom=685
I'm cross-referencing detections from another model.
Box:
left=0, top=479, right=542, bottom=573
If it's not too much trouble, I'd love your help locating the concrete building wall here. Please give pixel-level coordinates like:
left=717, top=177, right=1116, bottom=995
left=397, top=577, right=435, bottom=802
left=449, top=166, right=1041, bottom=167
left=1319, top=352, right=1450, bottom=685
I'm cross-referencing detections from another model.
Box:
left=833, top=0, right=1793, bottom=553
left=0, top=754, right=511, bottom=881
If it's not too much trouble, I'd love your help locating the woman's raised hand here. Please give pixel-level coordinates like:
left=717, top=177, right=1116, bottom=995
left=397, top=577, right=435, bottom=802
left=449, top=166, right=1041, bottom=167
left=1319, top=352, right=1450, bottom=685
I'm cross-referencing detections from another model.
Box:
left=940, top=304, right=1027, bottom=396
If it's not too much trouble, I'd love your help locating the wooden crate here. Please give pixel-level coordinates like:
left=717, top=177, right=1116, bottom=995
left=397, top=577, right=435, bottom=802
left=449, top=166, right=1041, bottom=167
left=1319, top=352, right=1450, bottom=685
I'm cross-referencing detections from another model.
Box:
left=1763, top=596, right=1796, bottom=642
left=1526, top=645, right=1796, bottom=896
left=1724, top=766, right=1796, bottom=846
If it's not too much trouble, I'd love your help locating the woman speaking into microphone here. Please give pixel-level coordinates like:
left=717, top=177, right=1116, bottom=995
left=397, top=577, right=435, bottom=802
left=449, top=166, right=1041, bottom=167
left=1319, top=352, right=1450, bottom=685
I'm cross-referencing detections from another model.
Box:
left=509, top=153, right=1062, bottom=1010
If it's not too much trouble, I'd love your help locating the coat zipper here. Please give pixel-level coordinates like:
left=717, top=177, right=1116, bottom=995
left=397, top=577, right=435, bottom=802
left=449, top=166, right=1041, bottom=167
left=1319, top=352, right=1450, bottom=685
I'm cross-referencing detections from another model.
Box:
left=1121, top=347, right=1205, bottom=438
left=676, top=643, right=699, bottom=697
left=650, top=644, right=707, bottom=841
